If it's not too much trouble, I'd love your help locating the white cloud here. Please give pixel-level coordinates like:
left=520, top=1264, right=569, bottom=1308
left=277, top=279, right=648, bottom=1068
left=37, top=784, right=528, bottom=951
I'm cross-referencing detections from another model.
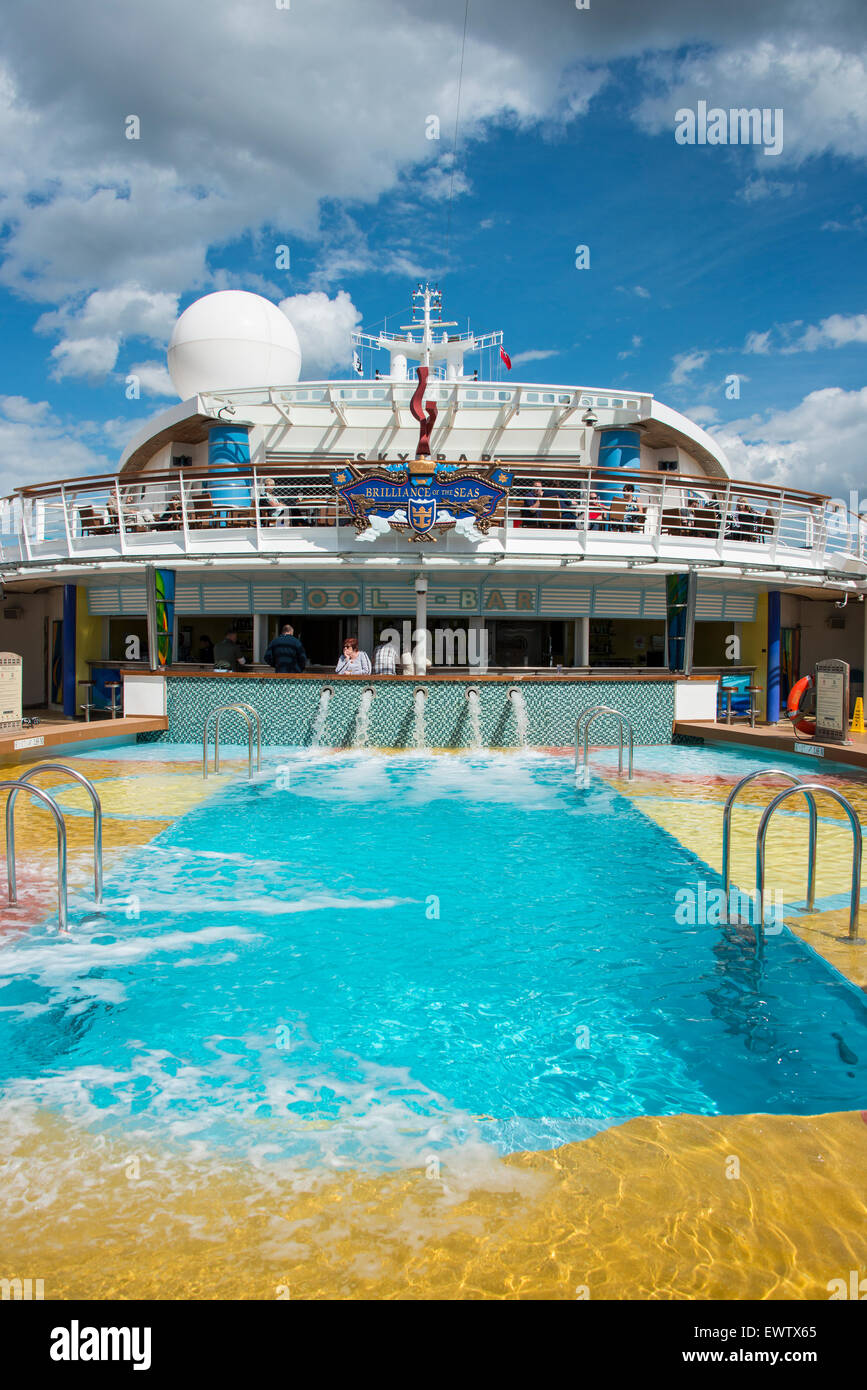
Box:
left=670, top=350, right=709, bottom=385
left=636, top=40, right=867, bottom=165
left=126, top=361, right=176, bottom=397
left=744, top=330, right=772, bottom=354
left=0, top=0, right=607, bottom=312
left=278, top=289, right=362, bottom=378
left=822, top=208, right=867, bottom=232
left=618, top=335, right=642, bottom=359
left=509, top=348, right=559, bottom=366
left=736, top=175, right=802, bottom=201
left=37, top=285, right=179, bottom=383
left=740, top=312, right=867, bottom=354
left=711, top=385, right=867, bottom=498
left=792, top=313, right=867, bottom=351
left=685, top=404, right=720, bottom=425
left=0, top=396, right=114, bottom=493
left=49, top=335, right=119, bottom=381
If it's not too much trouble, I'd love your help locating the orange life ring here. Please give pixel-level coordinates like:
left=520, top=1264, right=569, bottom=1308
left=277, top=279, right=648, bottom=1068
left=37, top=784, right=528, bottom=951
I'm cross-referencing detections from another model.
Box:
left=786, top=674, right=816, bottom=736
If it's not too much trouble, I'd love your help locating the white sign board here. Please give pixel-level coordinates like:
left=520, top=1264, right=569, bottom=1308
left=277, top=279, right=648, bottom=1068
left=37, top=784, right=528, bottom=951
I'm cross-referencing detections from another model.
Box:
left=0, top=652, right=23, bottom=728
left=794, top=741, right=824, bottom=757
left=815, top=659, right=849, bottom=744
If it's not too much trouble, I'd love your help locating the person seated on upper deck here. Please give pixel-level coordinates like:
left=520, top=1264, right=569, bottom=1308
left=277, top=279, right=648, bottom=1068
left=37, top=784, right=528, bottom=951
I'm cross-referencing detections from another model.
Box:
left=622, top=482, right=646, bottom=530
left=258, top=476, right=288, bottom=525
left=106, top=489, right=157, bottom=531
left=336, top=635, right=371, bottom=675
left=264, top=622, right=307, bottom=673
left=213, top=629, right=247, bottom=671
left=521, top=479, right=549, bottom=527
left=607, top=483, right=644, bottom=532
left=587, top=491, right=605, bottom=530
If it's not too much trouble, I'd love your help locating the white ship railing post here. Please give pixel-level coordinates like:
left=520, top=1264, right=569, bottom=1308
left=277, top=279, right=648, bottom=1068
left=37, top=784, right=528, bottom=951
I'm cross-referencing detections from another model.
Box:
left=252, top=464, right=262, bottom=551
left=114, top=477, right=128, bottom=556
left=20, top=497, right=33, bottom=562
left=717, top=480, right=731, bottom=557
left=60, top=484, right=74, bottom=557
left=178, top=469, right=190, bottom=554
left=768, top=490, right=781, bottom=563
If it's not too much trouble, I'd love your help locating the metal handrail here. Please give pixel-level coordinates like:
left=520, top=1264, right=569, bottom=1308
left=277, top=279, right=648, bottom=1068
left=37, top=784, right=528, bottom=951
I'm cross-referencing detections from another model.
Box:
left=756, top=782, right=863, bottom=950
left=224, top=701, right=262, bottom=772
left=723, top=770, right=817, bottom=913
left=0, top=780, right=68, bottom=933
left=577, top=708, right=634, bottom=780
left=14, top=763, right=103, bottom=906
left=203, top=703, right=259, bottom=779
left=574, top=704, right=619, bottom=766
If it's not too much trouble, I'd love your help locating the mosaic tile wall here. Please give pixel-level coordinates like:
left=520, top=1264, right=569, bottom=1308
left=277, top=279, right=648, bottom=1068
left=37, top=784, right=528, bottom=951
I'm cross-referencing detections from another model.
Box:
left=138, top=676, right=676, bottom=748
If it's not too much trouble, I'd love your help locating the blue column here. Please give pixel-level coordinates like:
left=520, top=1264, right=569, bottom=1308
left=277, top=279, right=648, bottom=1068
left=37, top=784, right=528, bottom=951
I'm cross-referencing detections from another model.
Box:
left=767, top=590, right=781, bottom=723
left=62, top=583, right=77, bottom=718
left=208, top=425, right=251, bottom=508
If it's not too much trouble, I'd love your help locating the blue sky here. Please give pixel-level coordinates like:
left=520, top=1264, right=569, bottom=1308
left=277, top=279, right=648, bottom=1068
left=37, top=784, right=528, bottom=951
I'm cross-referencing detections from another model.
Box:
left=0, top=0, right=865, bottom=498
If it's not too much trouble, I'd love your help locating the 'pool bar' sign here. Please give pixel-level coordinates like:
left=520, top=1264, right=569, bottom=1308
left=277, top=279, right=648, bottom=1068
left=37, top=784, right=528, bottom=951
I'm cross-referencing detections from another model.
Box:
left=332, top=460, right=513, bottom=541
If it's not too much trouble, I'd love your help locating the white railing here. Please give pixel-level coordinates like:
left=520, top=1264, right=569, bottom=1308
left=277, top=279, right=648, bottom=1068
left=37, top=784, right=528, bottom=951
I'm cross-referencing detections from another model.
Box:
left=203, top=379, right=651, bottom=414
left=1, top=464, right=863, bottom=570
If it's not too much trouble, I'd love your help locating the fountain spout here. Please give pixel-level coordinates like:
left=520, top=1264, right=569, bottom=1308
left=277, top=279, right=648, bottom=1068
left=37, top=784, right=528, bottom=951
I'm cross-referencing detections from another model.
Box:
left=465, top=687, right=482, bottom=749
left=412, top=688, right=428, bottom=749
left=509, top=686, right=529, bottom=748
left=352, top=686, right=376, bottom=748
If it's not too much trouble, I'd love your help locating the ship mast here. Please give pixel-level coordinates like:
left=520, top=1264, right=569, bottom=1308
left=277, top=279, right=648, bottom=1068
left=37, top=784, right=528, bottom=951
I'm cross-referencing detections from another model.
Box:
left=351, top=283, right=502, bottom=381
left=401, top=284, right=457, bottom=370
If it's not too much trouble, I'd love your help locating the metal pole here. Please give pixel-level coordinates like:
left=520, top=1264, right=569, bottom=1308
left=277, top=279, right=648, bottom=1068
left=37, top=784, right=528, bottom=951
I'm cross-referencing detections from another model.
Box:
left=17, top=764, right=103, bottom=905
left=2, top=781, right=69, bottom=933
left=756, top=782, right=863, bottom=946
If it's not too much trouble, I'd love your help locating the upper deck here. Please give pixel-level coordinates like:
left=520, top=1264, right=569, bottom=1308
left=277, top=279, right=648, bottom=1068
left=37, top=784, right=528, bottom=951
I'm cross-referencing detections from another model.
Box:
left=3, top=458, right=865, bottom=590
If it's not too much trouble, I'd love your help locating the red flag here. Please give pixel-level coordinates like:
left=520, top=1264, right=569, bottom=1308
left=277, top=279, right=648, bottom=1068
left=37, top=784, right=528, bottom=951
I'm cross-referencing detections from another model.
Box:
left=500, top=348, right=512, bottom=371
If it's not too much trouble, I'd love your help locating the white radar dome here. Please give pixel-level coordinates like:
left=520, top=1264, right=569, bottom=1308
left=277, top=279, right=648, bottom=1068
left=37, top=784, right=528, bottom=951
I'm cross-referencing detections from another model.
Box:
left=167, top=290, right=302, bottom=399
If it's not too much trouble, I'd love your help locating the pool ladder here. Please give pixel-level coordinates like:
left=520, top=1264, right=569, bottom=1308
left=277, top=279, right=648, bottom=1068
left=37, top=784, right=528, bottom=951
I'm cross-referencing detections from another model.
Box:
left=722, top=769, right=863, bottom=952
left=1, top=763, right=104, bottom=935
left=203, top=703, right=262, bottom=779
left=575, top=706, right=634, bottom=781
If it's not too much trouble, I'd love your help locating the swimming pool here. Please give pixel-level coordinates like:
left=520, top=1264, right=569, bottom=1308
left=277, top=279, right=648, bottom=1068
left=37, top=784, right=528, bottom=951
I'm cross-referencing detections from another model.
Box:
left=1, top=747, right=865, bottom=1175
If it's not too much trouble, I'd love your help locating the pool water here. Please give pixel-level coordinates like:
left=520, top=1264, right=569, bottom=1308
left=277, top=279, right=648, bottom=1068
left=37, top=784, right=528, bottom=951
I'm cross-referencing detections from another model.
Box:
left=0, top=750, right=865, bottom=1171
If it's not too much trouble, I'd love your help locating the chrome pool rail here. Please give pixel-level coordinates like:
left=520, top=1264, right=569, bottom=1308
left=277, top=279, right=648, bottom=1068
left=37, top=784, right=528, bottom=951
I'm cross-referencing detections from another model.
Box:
left=756, top=783, right=863, bottom=948
left=13, top=763, right=104, bottom=906
left=0, top=780, right=68, bottom=933
left=722, top=769, right=817, bottom=913
left=203, top=703, right=261, bottom=779
left=574, top=704, right=616, bottom=765
left=576, top=706, right=634, bottom=780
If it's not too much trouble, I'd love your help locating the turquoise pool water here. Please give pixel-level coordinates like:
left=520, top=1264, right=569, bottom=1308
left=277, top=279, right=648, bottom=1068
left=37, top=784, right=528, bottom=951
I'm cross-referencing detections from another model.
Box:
left=0, top=749, right=865, bottom=1169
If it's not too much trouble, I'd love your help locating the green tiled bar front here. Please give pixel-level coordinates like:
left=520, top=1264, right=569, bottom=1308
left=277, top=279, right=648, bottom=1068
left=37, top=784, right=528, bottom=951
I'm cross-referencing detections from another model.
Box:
left=138, top=676, right=677, bottom=748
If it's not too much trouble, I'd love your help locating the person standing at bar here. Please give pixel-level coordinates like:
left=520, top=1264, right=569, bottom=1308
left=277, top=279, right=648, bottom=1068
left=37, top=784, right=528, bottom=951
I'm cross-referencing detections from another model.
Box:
left=264, top=622, right=308, bottom=673
left=336, top=635, right=371, bottom=674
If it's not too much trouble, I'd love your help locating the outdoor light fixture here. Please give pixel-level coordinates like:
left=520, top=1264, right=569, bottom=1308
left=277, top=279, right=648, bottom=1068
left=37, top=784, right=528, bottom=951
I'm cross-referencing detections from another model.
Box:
left=582, top=408, right=598, bottom=427
left=216, top=404, right=236, bottom=420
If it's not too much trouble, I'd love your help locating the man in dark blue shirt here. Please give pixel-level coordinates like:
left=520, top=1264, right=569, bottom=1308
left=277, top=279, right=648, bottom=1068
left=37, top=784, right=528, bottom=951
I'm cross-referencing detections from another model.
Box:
left=264, top=623, right=308, bottom=673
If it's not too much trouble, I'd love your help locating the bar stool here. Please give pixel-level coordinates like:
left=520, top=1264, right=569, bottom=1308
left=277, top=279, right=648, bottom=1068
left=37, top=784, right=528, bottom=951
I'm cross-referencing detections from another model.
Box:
left=105, top=682, right=123, bottom=719
left=78, top=679, right=97, bottom=722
